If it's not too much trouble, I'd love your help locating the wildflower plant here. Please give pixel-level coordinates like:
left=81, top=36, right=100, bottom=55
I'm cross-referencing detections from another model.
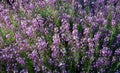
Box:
left=0, top=0, right=120, bottom=73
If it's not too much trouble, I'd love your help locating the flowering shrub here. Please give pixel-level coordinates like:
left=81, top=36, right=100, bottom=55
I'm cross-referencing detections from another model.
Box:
left=0, top=0, right=120, bottom=73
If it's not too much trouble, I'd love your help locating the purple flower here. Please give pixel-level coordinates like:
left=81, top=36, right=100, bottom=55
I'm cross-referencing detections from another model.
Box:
left=88, top=42, right=95, bottom=49
left=6, top=34, right=11, bottom=39
left=99, top=47, right=112, bottom=57
left=52, top=46, right=60, bottom=58
left=0, top=0, right=120, bottom=72
left=29, top=50, right=38, bottom=60
left=53, top=34, right=60, bottom=46
left=26, top=26, right=35, bottom=37
left=95, top=57, right=110, bottom=68
left=72, top=29, right=78, bottom=40
left=115, top=49, right=120, bottom=56
left=95, top=57, right=104, bottom=67
left=93, top=31, right=101, bottom=43
left=4, top=16, right=11, bottom=26
left=16, top=57, right=26, bottom=65
left=61, top=18, right=70, bottom=32
left=84, top=28, right=90, bottom=36
left=15, top=33, right=22, bottom=41
left=110, top=0, right=118, bottom=3
left=54, top=27, right=59, bottom=33
left=103, top=36, right=110, bottom=47
left=0, top=4, right=4, bottom=11
left=97, top=0, right=105, bottom=4
left=111, top=19, right=116, bottom=26
left=103, top=19, right=108, bottom=25
left=87, top=16, right=93, bottom=23
left=20, top=69, right=28, bottom=73
left=32, top=18, right=39, bottom=29
left=36, top=37, right=47, bottom=50
left=34, top=65, right=40, bottom=72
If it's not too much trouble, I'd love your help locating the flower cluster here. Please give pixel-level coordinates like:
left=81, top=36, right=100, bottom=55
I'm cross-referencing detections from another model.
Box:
left=0, top=0, right=120, bottom=73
